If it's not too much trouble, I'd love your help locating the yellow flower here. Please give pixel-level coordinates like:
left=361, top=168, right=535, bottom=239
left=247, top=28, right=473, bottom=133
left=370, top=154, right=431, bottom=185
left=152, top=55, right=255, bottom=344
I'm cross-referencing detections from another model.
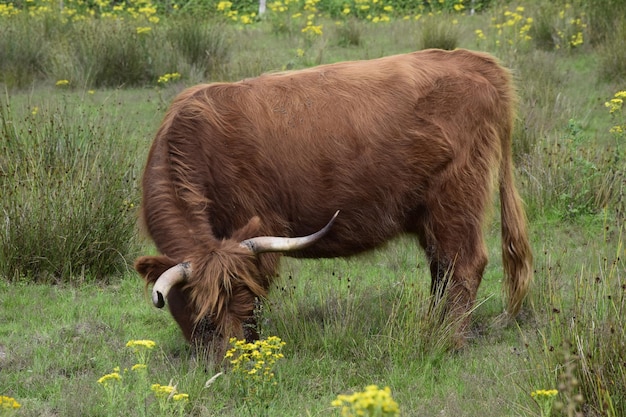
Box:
left=131, top=363, right=147, bottom=371
left=157, top=73, right=181, bottom=84
left=151, top=383, right=176, bottom=398
left=226, top=336, right=286, bottom=383
left=217, top=1, right=232, bottom=11
left=332, top=385, right=400, bottom=416
left=136, top=26, right=152, bottom=34
left=126, top=339, right=156, bottom=350
left=605, top=98, right=623, bottom=114
left=0, top=396, right=21, bottom=410
left=172, top=393, right=189, bottom=402
left=56, top=79, right=70, bottom=86
left=302, top=23, right=323, bottom=36
left=97, top=372, right=122, bottom=385
left=615, top=91, right=626, bottom=99
left=531, top=389, right=559, bottom=398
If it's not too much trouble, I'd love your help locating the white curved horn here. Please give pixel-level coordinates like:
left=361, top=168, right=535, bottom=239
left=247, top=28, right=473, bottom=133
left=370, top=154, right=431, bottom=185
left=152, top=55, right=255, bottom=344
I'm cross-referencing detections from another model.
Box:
left=152, top=262, right=192, bottom=308
left=240, top=210, right=339, bottom=254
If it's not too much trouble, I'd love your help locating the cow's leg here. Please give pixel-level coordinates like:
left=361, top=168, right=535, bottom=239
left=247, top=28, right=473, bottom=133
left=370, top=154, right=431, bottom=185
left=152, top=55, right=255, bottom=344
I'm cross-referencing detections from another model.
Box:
left=415, top=193, right=490, bottom=348
left=426, top=225, right=487, bottom=348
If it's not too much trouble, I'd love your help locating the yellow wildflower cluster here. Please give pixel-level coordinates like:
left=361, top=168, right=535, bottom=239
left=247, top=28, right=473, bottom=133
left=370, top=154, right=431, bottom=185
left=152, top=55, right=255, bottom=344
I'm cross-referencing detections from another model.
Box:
left=531, top=389, right=558, bottom=417
left=347, top=0, right=393, bottom=23
left=136, top=26, right=152, bottom=34
left=151, top=383, right=189, bottom=414
left=0, top=0, right=161, bottom=24
left=332, top=385, right=400, bottom=417
left=97, top=371, right=122, bottom=386
left=554, top=4, right=586, bottom=49
left=531, top=389, right=559, bottom=398
left=302, top=18, right=323, bottom=36
left=126, top=338, right=157, bottom=364
left=126, top=339, right=156, bottom=351
left=472, top=6, right=533, bottom=49
left=225, top=336, right=286, bottom=383
left=151, top=383, right=183, bottom=399
left=495, top=7, right=532, bottom=44
left=268, top=0, right=294, bottom=14
left=157, top=72, right=181, bottom=85
left=131, top=363, right=147, bottom=371
left=216, top=0, right=256, bottom=24
left=606, top=90, right=626, bottom=135
left=0, top=396, right=21, bottom=410
left=0, top=3, right=20, bottom=17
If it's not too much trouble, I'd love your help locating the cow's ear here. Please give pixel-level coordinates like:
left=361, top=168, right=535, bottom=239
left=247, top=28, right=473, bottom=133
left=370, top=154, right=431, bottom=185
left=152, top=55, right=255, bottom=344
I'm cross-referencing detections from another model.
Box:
left=231, top=216, right=262, bottom=241
left=134, top=255, right=178, bottom=284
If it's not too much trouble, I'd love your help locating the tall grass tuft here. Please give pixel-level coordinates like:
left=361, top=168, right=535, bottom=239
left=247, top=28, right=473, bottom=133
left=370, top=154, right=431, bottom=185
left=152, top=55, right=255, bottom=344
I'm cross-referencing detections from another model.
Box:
left=418, top=16, right=460, bottom=51
left=0, top=15, right=49, bottom=88
left=527, top=227, right=626, bottom=416
left=520, top=118, right=624, bottom=220
left=580, top=0, right=626, bottom=45
left=0, top=96, right=141, bottom=282
left=333, top=19, right=364, bottom=47
left=597, top=17, right=626, bottom=83
left=72, top=20, right=156, bottom=88
left=166, top=19, right=231, bottom=79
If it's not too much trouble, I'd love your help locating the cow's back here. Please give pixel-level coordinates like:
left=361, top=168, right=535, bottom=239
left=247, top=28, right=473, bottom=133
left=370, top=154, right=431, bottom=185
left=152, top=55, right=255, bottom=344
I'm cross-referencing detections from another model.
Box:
left=151, top=49, right=513, bottom=257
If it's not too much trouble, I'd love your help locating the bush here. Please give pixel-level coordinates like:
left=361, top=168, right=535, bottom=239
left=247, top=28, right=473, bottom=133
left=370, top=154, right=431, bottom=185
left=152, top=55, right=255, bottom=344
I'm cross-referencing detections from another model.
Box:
left=0, top=15, right=49, bottom=88
left=0, top=97, right=142, bottom=282
left=597, top=17, right=626, bottom=83
left=418, top=15, right=460, bottom=50
left=580, top=0, right=626, bottom=45
left=75, top=20, right=157, bottom=88
left=166, top=19, right=231, bottom=78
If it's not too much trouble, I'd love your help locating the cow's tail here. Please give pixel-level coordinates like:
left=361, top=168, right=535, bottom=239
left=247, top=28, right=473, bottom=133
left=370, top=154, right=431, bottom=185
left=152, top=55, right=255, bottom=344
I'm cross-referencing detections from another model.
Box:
left=498, top=110, right=533, bottom=318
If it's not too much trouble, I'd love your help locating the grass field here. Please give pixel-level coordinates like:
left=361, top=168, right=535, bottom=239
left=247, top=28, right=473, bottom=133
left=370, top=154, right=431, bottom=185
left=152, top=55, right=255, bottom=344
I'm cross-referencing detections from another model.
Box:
left=1, top=0, right=625, bottom=416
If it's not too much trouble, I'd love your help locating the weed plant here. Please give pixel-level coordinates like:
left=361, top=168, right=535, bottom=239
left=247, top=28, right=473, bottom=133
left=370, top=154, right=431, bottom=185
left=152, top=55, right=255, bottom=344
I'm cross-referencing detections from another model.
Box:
left=0, top=15, right=49, bottom=88
left=418, top=14, right=460, bottom=50
left=525, top=225, right=626, bottom=417
left=0, top=96, right=141, bottom=282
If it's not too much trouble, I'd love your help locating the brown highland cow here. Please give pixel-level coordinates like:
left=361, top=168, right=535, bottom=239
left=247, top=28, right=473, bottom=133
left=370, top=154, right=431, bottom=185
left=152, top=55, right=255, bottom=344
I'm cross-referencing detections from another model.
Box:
left=134, top=48, right=533, bottom=354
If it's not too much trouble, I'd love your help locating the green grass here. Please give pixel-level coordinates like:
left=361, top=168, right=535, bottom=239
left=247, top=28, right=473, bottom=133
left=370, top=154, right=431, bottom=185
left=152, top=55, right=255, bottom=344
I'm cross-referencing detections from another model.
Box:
left=2, top=0, right=626, bottom=416
left=1, top=222, right=623, bottom=416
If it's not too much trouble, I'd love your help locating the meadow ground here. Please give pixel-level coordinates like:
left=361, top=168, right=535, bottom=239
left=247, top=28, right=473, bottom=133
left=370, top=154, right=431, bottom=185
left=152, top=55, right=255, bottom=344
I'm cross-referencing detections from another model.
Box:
left=1, top=0, right=625, bottom=416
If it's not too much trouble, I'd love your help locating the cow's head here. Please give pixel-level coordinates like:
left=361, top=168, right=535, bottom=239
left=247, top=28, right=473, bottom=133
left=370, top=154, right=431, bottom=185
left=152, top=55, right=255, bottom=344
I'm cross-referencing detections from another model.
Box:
left=134, top=212, right=338, bottom=353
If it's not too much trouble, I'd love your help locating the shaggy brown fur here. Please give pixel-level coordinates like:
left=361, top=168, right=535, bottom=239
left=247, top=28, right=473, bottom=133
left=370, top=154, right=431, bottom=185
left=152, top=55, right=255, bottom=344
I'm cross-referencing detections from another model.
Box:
left=134, top=48, right=533, bottom=350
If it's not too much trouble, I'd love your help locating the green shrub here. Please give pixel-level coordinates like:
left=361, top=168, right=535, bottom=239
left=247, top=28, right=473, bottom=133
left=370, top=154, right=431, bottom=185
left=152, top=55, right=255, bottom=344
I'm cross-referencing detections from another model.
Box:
left=74, top=20, right=156, bottom=88
left=520, top=118, right=624, bottom=220
left=166, top=19, right=231, bottom=78
left=580, top=0, right=626, bottom=45
left=597, top=17, right=626, bottom=83
left=0, top=97, right=141, bottom=282
left=0, top=16, right=49, bottom=88
left=527, top=231, right=626, bottom=417
left=418, top=15, right=460, bottom=50
left=333, top=18, right=364, bottom=47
